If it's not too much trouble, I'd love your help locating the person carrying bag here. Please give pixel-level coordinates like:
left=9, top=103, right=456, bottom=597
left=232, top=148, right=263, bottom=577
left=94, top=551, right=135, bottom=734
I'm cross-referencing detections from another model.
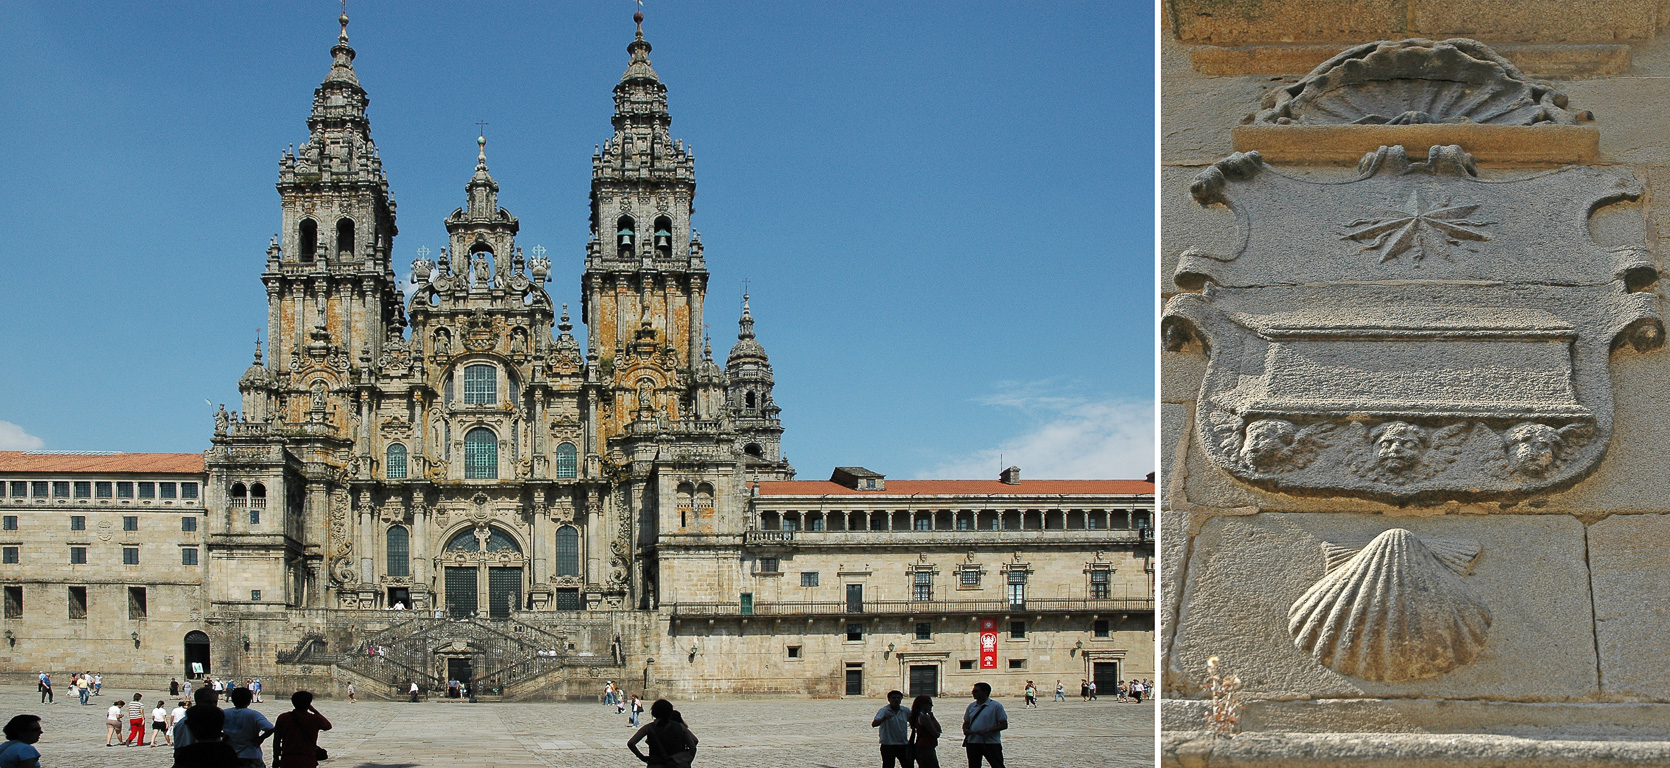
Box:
left=627, top=699, right=697, bottom=767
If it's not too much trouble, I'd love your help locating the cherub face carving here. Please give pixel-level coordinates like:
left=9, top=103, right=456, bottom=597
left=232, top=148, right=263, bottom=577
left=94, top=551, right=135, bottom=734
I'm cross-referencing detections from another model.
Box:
left=1370, top=421, right=1427, bottom=474
left=1240, top=419, right=1297, bottom=471
left=1504, top=422, right=1561, bottom=476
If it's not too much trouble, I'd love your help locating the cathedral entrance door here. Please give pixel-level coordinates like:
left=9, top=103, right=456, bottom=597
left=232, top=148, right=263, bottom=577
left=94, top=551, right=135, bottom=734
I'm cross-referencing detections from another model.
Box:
left=183, top=631, right=211, bottom=680
left=445, top=567, right=478, bottom=618
left=447, top=657, right=473, bottom=694
left=488, top=567, right=522, bottom=618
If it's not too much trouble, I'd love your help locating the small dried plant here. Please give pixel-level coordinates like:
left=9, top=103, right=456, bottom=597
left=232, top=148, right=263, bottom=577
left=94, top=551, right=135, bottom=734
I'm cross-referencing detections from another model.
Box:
left=1204, top=655, right=1244, bottom=738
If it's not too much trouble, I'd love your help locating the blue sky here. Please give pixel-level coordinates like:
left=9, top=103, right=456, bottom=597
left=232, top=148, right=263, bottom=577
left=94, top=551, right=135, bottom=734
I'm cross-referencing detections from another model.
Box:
left=0, top=1, right=1153, bottom=480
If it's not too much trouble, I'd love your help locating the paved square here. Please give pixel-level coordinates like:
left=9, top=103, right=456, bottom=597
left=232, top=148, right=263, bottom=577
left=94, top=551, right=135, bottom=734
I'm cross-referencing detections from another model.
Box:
left=3, top=685, right=1152, bottom=767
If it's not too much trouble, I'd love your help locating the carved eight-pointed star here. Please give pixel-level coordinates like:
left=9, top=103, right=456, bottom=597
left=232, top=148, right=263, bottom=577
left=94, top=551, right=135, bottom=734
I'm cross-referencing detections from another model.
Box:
left=1341, top=189, right=1493, bottom=263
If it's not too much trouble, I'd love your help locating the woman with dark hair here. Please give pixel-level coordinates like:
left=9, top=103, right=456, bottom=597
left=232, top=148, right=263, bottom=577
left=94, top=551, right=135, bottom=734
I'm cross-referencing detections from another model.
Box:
left=627, top=699, right=698, bottom=767
left=0, top=715, right=43, bottom=768
left=908, top=695, right=942, bottom=768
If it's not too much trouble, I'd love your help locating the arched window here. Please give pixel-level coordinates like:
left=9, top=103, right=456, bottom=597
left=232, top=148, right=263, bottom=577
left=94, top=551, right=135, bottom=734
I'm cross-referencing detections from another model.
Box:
left=250, top=483, right=266, bottom=504
left=464, top=428, right=498, bottom=479
left=555, top=442, right=578, bottom=479
left=464, top=365, right=497, bottom=405
left=653, top=216, right=673, bottom=257
left=386, top=526, right=410, bottom=577
left=744, top=443, right=764, bottom=458
left=336, top=218, right=355, bottom=258
left=616, top=216, right=636, bottom=256
left=298, top=219, right=317, bottom=262
left=745, top=391, right=756, bottom=410
left=445, top=529, right=479, bottom=552
left=386, top=444, right=407, bottom=479
left=231, top=483, right=247, bottom=499
left=555, top=526, right=580, bottom=577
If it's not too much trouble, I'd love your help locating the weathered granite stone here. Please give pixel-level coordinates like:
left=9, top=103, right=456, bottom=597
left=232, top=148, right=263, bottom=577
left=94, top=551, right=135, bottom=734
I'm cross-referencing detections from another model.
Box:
left=1588, top=514, right=1670, bottom=700
left=1163, top=731, right=1670, bottom=768
left=1171, top=513, right=1597, bottom=701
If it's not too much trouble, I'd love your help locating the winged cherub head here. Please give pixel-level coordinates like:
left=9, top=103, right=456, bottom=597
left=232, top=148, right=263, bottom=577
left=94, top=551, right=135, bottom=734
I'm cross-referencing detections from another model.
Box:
left=1370, top=421, right=1428, bottom=474
left=1240, top=419, right=1297, bottom=471
left=1503, top=422, right=1562, bottom=477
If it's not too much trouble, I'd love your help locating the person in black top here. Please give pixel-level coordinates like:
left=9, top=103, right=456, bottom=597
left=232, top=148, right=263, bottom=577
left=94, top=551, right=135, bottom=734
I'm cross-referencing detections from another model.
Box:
left=173, top=705, right=237, bottom=768
left=627, top=699, right=697, bottom=766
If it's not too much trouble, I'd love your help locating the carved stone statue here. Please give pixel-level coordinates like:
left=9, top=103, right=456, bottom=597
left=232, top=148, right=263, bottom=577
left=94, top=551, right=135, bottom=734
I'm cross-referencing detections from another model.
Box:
left=472, top=252, right=491, bottom=286
left=214, top=404, right=230, bottom=436
left=1369, top=421, right=1426, bottom=475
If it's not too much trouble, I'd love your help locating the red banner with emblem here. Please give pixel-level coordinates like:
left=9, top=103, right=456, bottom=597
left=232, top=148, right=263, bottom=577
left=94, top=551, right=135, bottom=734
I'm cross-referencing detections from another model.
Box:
left=979, top=618, right=998, bottom=669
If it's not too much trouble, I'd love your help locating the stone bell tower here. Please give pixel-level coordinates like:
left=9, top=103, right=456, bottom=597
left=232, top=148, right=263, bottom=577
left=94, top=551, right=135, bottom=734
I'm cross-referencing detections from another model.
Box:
left=582, top=13, right=708, bottom=448
left=265, top=11, right=404, bottom=431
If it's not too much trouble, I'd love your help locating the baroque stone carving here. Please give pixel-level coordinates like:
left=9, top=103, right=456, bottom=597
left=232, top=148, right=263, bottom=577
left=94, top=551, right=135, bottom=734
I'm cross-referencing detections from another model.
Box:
left=1288, top=528, right=1489, bottom=682
left=1248, top=39, right=1590, bottom=127
left=1163, top=145, right=1661, bottom=502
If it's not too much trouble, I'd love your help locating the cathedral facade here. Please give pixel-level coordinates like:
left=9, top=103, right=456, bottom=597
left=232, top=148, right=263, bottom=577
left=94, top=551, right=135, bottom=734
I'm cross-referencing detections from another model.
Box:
left=0, top=14, right=1152, bottom=699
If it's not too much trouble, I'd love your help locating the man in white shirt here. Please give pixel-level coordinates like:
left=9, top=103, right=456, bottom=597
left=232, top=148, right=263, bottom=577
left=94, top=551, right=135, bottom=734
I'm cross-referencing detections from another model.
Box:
left=169, top=701, right=188, bottom=747
left=963, top=682, right=1008, bottom=768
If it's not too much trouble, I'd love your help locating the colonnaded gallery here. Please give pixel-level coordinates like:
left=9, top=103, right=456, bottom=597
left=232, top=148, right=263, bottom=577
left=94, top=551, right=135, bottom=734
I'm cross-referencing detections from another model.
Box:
left=0, top=14, right=1153, bottom=700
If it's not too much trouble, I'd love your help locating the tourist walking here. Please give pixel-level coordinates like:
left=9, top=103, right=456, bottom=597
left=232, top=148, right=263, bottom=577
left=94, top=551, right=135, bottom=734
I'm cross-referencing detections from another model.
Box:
left=604, top=681, right=615, bottom=706
left=1053, top=680, right=1065, bottom=702
left=627, top=699, right=697, bottom=767
left=36, top=673, right=50, bottom=704
left=78, top=674, right=91, bottom=704
left=629, top=694, right=644, bottom=728
left=182, top=679, right=193, bottom=700
left=175, top=705, right=238, bottom=768
left=272, top=691, right=332, bottom=768
left=93, top=673, right=103, bottom=696
left=168, top=700, right=188, bottom=747
left=125, top=693, right=148, bottom=746
left=150, top=700, right=169, bottom=747
left=907, top=694, right=942, bottom=768
left=408, top=681, right=420, bottom=703
left=105, top=700, right=124, bottom=746
left=171, top=678, right=181, bottom=697
left=1130, top=680, right=1143, bottom=703
left=1024, top=681, right=1037, bottom=708
left=224, top=687, right=275, bottom=768
left=1088, top=681, right=1098, bottom=701
left=962, top=683, right=1008, bottom=768
left=346, top=683, right=356, bottom=704
left=1079, top=679, right=1089, bottom=701
left=252, top=679, right=263, bottom=704
left=0, top=714, right=44, bottom=768
left=871, top=689, right=911, bottom=768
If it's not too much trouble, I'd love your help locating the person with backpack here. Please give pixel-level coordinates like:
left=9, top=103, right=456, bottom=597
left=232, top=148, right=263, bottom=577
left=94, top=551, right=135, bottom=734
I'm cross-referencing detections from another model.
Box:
left=907, top=695, right=942, bottom=768
left=0, top=715, right=43, bottom=768
left=627, top=699, right=697, bottom=767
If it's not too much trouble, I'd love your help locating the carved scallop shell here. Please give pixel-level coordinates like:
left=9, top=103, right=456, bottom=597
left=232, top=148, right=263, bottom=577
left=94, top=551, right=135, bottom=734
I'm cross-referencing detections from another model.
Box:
left=1251, top=39, right=1586, bottom=127
left=1287, top=528, right=1490, bottom=682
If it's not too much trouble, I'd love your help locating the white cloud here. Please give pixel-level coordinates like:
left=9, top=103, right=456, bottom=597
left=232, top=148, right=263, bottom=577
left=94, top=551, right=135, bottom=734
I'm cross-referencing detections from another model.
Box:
left=0, top=421, right=44, bottom=451
left=917, top=386, right=1153, bottom=480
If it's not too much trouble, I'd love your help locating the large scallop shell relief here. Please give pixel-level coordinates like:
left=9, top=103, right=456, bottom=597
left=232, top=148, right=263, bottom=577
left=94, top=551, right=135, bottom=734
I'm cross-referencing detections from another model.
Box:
left=1287, top=528, right=1490, bottom=682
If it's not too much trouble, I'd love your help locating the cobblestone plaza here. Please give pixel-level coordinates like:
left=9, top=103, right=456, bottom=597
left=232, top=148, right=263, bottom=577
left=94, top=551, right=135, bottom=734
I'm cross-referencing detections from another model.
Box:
left=0, top=686, right=1151, bottom=768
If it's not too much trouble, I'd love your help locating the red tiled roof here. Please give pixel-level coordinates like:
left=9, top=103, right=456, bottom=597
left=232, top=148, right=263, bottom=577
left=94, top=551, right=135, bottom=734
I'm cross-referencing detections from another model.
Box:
left=753, top=479, right=1153, bottom=497
left=0, top=452, right=206, bottom=474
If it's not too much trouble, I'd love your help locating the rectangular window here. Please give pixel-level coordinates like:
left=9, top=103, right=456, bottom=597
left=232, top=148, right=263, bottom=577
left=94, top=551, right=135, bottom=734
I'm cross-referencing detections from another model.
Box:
left=787, top=645, right=801, bottom=659
left=128, top=587, right=147, bottom=619
left=68, top=586, right=87, bottom=619
left=122, top=515, right=138, bottom=531
left=912, top=571, right=933, bottom=602
left=116, top=481, right=133, bottom=499
left=1094, top=619, right=1110, bottom=638
left=180, top=482, right=198, bottom=500
left=70, top=516, right=85, bottom=531
left=2, top=586, right=20, bottom=618
left=915, top=622, right=932, bottom=641
left=959, top=660, right=975, bottom=670
left=555, top=588, right=580, bottom=610
left=782, top=518, right=798, bottom=532
left=1, top=515, right=15, bottom=531
left=69, top=547, right=86, bottom=565
left=52, top=481, right=69, bottom=498
left=846, top=622, right=864, bottom=642
left=249, top=509, right=260, bottom=525
left=250, top=590, right=262, bottom=601
left=960, top=569, right=980, bottom=587
left=809, top=516, right=824, bottom=531
left=463, top=365, right=497, bottom=405
left=1090, top=570, right=1111, bottom=599
left=1008, top=658, right=1027, bottom=670
left=800, top=571, right=819, bottom=588
left=30, top=481, right=48, bottom=498
left=1, top=547, right=16, bottom=564
left=8, top=481, right=24, bottom=497
left=739, top=592, right=754, bottom=616
left=759, top=557, right=779, bottom=574
left=181, top=547, right=198, bottom=566
left=1010, top=621, right=1026, bottom=640
left=1007, top=571, right=1027, bottom=607
left=95, top=482, right=112, bottom=499
left=73, top=481, right=91, bottom=498
left=138, top=482, right=155, bottom=499
left=915, top=517, right=931, bottom=531
left=181, top=516, right=197, bottom=532
left=122, top=547, right=139, bottom=565
left=159, top=482, right=177, bottom=499
left=956, top=516, right=970, bottom=531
